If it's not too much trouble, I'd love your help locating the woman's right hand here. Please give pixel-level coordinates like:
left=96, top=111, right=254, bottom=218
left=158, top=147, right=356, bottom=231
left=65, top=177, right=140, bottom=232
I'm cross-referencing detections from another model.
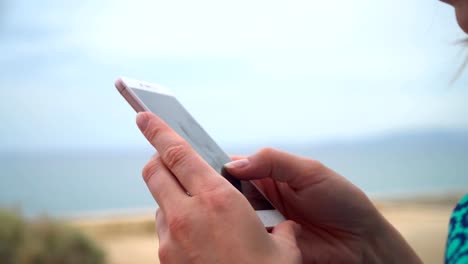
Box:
left=225, top=148, right=422, bottom=263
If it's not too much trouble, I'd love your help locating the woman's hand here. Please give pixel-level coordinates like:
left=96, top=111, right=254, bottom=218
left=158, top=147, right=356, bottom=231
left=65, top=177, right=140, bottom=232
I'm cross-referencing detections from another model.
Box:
left=136, top=112, right=301, bottom=264
left=225, top=149, right=422, bottom=263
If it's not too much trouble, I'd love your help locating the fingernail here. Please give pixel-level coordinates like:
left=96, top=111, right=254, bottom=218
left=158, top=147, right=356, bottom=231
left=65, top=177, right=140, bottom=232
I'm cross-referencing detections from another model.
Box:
left=224, top=159, right=250, bottom=169
left=136, top=112, right=149, bottom=132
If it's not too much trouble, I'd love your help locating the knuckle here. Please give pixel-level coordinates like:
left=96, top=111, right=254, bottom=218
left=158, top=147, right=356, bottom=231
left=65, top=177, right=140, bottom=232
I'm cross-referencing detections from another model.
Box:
left=167, top=213, right=190, bottom=238
left=198, top=187, right=237, bottom=212
left=163, top=143, right=190, bottom=169
left=144, top=120, right=163, bottom=141
left=307, top=158, right=325, bottom=172
left=197, top=177, right=223, bottom=193
left=142, top=157, right=161, bottom=183
left=258, top=147, right=277, bottom=157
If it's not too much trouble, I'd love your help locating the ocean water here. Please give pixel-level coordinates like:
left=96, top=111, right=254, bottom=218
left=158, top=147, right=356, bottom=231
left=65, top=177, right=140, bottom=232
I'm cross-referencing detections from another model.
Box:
left=1, top=132, right=468, bottom=217
left=0, top=151, right=155, bottom=217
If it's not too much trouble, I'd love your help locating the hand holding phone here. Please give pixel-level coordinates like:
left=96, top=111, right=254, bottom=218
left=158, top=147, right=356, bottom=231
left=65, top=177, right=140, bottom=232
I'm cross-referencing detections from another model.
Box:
left=115, top=77, right=284, bottom=226
left=135, top=111, right=302, bottom=263
left=115, top=78, right=421, bottom=263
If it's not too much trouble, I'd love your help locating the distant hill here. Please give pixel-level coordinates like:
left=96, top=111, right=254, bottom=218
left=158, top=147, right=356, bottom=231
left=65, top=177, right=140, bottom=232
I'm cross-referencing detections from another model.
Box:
left=224, top=129, right=468, bottom=155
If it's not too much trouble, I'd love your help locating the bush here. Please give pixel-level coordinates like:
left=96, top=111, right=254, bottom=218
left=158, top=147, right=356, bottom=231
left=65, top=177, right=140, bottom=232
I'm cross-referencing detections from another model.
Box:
left=0, top=210, right=25, bottom=263
left=0, top=209, right=105, bottom=264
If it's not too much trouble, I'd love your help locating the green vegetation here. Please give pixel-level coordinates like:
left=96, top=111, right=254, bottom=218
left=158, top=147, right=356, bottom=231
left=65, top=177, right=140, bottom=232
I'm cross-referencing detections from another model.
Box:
left=0, top=209, right=105, bottom=264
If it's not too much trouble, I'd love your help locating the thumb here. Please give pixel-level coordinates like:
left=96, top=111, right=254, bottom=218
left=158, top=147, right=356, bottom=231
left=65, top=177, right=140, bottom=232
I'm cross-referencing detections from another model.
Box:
left=271, top=220, right=301, bottom=244
left=224, top=148, right=326, bottom=189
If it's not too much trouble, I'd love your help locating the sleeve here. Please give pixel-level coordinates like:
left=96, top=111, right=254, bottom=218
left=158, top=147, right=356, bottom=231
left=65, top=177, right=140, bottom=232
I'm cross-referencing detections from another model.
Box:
left=445, top=194, right=468, bottom=264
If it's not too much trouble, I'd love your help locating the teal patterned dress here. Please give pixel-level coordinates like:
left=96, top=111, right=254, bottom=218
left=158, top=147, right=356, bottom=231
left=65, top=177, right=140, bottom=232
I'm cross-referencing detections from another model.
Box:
left=446, top=194, right=468, bottom=264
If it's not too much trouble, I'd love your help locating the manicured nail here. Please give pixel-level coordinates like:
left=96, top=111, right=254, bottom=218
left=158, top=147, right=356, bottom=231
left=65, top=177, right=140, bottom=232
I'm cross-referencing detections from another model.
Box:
left=136, top=112, right=149, bottom=132
left=224, top=159, right=250, bottom=169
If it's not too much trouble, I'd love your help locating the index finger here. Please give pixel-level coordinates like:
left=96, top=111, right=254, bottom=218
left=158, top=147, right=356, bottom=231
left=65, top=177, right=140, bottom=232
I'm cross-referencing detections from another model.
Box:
left=136, top=112, right=222, bottom=194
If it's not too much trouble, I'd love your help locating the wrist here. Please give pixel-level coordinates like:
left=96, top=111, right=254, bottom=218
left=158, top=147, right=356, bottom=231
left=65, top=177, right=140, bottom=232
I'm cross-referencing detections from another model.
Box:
left=363, top=212, right=422, bottom=264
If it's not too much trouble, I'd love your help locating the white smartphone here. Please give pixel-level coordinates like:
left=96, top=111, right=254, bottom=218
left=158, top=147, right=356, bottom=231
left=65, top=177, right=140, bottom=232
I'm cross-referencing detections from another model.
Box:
left=115, top=77, right=285, bottom=227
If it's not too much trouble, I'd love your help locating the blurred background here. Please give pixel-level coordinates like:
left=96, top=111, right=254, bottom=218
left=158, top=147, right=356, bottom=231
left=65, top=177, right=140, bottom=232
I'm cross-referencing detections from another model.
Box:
left=1, top=0, right=467, bottom=263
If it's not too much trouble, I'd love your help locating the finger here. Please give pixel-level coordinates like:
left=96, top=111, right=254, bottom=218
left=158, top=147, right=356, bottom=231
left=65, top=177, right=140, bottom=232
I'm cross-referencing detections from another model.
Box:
left=136, top=112, right=221, bottom=194
left=229, top=155, right=246, bottom=161
left=143, top=154, right=187, bottom=210
left=224, top=148, right=327, bottom=190
left=271, top=220, right=301, bottom=245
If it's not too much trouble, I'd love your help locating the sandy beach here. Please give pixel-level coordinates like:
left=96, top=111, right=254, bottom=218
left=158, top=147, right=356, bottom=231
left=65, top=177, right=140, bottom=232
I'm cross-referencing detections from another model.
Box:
left=71, top=194, right=462, bottom=264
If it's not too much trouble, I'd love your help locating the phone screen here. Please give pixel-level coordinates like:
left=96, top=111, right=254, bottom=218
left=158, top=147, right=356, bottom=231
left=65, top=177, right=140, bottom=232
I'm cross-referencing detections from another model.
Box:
left=131, top=88, right=275, bottom=210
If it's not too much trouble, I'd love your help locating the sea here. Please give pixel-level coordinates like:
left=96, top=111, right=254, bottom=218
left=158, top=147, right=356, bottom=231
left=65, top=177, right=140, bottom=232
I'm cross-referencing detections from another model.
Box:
left=1, top=131, right=468, bottom=218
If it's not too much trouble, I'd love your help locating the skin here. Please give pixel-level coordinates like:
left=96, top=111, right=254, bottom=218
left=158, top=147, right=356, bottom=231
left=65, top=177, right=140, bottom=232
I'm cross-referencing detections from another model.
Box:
left=136, top=2, right=466, bottom=263
left=136, top=112, right=301, bottom=264
left=136, top=112, right=420, bottom=263
left=226, top=150, right=421, bottom=263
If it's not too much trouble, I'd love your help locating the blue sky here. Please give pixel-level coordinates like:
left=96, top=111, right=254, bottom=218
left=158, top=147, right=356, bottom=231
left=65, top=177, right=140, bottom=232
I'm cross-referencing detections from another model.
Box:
left=1, top=0, right=467, bottom=152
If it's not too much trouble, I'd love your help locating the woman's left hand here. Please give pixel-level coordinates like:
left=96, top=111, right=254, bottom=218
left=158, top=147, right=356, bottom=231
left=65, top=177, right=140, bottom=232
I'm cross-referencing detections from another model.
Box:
left=136, top=112, right=301, bottom=264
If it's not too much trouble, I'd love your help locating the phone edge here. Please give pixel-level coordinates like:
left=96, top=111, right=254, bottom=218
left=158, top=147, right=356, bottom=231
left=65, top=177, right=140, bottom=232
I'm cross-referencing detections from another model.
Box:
left=115, top=78, right=151, bottom=113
